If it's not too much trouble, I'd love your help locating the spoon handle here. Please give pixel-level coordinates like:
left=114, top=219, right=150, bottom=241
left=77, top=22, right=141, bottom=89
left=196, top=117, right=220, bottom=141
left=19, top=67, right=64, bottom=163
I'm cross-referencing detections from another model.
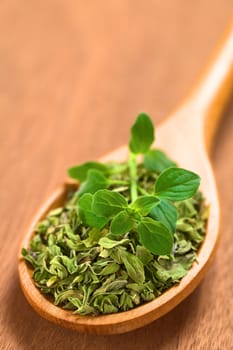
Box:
left=177, top=20, right=233, bottom=153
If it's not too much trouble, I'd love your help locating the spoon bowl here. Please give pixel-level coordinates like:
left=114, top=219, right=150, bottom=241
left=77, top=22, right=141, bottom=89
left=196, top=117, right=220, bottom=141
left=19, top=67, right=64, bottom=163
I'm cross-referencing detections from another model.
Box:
left=18, top=22, right=233, bottom=334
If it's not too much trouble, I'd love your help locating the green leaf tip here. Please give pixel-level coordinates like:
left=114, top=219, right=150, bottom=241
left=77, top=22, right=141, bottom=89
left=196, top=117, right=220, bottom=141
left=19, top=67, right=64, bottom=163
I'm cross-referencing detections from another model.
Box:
left=129, top=113, right=155, bottom=154
left=68, top=161, right=108, bottom=182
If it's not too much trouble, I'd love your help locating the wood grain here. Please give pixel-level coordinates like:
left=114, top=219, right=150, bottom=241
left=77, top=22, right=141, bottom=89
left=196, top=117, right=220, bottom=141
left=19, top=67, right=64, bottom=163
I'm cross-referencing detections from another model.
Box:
left=1, top=1, right=233, bottom=349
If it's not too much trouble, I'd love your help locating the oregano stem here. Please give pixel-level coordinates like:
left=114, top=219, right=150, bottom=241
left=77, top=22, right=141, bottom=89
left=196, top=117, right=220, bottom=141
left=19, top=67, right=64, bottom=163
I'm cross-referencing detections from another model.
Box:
left=129, top=152, right=138, bottom=202
left=138, top=187, right=149, bottom=196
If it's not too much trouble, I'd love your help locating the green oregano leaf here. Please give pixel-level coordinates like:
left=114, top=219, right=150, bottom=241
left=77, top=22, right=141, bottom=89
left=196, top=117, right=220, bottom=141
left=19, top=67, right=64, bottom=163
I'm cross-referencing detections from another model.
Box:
left=21, top=248, right=37, bottom=267
left=67, top=161, right=108, bottom=182
left=153, top=253, right=196, bottom=282
left=144, top=149, right=176, bottom=173
left=136, top=245, right=153, bottom=265
left=129, top=113, right=154, bottom=154
left=78, top=193, right=109, bottom=229
left=121, top=250, right=145, bottom=284
left=138, top=217, right=173, bottom=255
left=77, top=169, right=108, bottom=197
left=150, top=199, right=177, bottom=233
left=110, top=210, right=135, bottom=235
left=83, top=228, right=106, bottom=247
left=130, top=196, right=160, bottom=216
left=92, top=189, right=128, bottom=218
left=99, top=263, right=120, bottom=275
left=60, top=256, right=78, bottom=274
left=98, top=237, right=130, bottom=249
left=155, top=167, right=201, bottom=201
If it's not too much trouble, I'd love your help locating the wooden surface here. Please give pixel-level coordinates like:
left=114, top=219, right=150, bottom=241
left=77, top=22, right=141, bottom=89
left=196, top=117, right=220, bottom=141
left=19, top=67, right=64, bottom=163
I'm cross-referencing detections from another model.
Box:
left=1, top=1, right=233, bottom=349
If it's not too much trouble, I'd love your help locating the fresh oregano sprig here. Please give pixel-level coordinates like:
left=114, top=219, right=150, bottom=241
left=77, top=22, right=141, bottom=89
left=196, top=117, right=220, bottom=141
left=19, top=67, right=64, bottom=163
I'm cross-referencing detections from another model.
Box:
left=68, top=113, right=201, bottom=255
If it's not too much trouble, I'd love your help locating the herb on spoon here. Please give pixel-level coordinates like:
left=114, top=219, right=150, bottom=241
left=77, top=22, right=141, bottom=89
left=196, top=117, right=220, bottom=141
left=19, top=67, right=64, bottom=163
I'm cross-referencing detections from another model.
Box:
left=22, top=113, right=208, bottom=315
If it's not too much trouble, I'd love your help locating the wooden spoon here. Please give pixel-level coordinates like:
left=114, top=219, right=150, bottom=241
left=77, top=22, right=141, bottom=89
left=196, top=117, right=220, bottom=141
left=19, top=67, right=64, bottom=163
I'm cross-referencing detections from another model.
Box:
left=18, top=22, right=233, bottom=335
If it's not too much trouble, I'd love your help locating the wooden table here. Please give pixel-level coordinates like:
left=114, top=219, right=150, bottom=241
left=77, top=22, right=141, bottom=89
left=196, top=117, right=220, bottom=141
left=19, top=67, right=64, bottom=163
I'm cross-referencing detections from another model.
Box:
left=1, top=2, right=233, bottom=349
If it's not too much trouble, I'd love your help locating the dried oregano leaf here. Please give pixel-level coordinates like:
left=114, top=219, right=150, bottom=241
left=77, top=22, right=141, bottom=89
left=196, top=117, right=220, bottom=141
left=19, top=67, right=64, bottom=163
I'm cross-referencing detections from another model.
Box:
left=120, top=250, right=145, bottom=284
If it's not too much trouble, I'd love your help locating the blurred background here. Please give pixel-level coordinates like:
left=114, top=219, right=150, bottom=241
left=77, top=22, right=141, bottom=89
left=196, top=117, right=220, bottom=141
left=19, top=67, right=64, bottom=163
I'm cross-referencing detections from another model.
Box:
left=0, top=1, right=233, bottom=349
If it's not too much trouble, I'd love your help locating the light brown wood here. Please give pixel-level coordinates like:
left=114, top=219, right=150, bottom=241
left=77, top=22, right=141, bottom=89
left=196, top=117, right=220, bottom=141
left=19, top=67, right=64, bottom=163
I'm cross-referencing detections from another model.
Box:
left=18, top=19, right=233, bottom=335
left=1, top=2, right=233, bottom=349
